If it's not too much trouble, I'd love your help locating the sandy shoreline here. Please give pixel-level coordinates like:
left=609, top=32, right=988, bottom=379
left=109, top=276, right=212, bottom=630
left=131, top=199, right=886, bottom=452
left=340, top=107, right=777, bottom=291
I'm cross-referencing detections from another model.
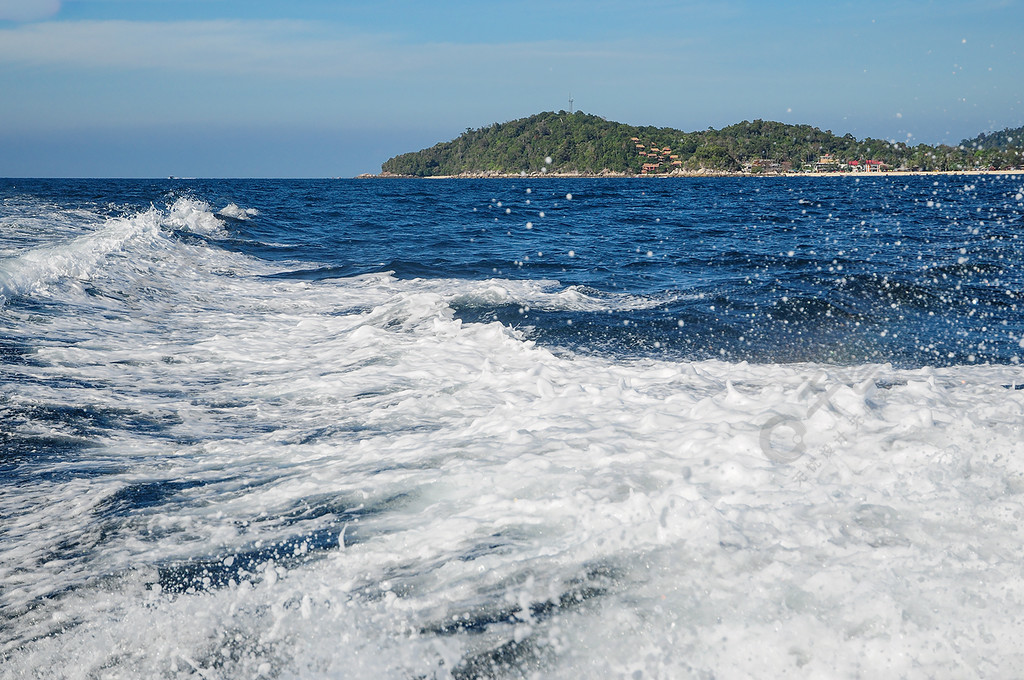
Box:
left=360, top=169, right=1024, bottom=179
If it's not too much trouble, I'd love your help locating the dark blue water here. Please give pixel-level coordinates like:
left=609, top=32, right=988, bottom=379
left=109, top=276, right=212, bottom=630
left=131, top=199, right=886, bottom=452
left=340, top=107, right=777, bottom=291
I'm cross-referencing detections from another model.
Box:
left=6, top=176, right=1023, bottom=367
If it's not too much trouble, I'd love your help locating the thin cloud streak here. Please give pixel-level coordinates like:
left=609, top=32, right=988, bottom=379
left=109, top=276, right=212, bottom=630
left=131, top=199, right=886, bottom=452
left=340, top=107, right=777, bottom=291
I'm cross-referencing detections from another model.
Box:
left=0, top=19, right=665, bottom=80
left=0, top=0, right=60, bottom=22
left=0, top=20, right=379, bottom=77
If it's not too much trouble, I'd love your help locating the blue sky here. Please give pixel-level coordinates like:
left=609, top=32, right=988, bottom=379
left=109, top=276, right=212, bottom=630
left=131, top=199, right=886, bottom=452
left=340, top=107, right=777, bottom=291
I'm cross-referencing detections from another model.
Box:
left=1, top=0, right=1022, bottom=177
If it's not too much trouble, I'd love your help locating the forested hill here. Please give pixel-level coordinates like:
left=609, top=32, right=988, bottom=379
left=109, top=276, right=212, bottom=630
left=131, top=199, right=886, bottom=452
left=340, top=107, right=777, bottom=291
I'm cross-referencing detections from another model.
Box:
left=961, top=125, right=1024, bottom=150
left=379, top=111, right=1024, bottom=176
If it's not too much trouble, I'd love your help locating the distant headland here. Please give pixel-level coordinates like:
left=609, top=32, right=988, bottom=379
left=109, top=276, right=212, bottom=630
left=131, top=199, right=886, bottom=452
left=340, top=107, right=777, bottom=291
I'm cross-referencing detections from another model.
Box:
left=369, top=111, right=1024, bottom=178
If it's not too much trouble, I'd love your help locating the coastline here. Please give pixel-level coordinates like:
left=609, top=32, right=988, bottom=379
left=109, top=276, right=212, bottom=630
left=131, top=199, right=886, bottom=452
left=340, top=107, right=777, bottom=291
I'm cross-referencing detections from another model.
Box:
left=359, top=169, right=1024, bottom=179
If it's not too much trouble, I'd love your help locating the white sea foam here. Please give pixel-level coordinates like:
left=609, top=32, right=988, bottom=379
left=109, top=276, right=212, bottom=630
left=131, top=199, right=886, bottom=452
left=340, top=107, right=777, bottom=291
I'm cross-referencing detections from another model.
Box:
left=0, top=197, right=107, bottom=257
left=0, top=198, right=242, bottom=305
left=217, top=202, right=260, bottom=220
left=2, top=200, right=1024, bottom=678
left=0, top=209, right=160, bottom=304
left=414, top=277, right=672, bottom=313
left=165, top=197, right=228, bottom=236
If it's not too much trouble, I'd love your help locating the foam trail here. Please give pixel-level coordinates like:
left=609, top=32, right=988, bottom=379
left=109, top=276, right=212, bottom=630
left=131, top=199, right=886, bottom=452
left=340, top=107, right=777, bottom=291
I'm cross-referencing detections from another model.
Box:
left=0, top=208, right=160, bottom=303
left=0, top=198, right=255, bottom=305
left=2, top=183, right=1024, bottom=678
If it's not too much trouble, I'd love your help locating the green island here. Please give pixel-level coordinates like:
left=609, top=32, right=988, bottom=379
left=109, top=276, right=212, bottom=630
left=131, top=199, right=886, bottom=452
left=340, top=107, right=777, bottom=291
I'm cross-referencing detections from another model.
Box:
left=377, top=111, right=1024, bottom=177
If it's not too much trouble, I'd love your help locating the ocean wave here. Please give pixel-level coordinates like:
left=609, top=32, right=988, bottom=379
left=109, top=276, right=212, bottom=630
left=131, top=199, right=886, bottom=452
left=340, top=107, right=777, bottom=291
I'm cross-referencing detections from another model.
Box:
left=426, top=277, right=671, bottom=313
left=4, top=264, right=1024, bottom=675
left=0, top=198, right=108, bottom=257
left=217, top=202, right=260, bottom=221
left=0, top=198, right=250, bottom=305
left=4, top=178, right=1024, bottom=677
left=163, top=197, right=228, bottom=236
left=0, top=208, right=161, bottom=304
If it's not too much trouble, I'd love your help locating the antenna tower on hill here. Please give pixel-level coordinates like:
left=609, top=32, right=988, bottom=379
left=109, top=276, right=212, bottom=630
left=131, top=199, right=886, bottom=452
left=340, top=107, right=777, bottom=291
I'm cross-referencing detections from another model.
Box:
left=569, top=94, right=574, bottom=114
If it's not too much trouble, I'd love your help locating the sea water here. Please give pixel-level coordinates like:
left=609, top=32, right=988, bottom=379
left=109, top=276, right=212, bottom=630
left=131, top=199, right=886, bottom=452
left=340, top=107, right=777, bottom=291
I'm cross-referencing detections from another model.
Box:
left=1, top=177, right=1024, bottom=678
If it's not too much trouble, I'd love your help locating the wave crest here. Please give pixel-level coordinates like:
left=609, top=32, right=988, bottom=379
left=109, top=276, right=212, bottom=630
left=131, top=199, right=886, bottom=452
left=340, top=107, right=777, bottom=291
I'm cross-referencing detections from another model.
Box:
left=0, top=198, right=240, bottom=305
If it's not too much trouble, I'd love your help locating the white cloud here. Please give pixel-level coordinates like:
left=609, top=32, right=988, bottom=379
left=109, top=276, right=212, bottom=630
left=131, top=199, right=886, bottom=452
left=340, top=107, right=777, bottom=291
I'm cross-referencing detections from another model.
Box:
left=0, top=0, right=60, bottom=22
left=0, top=20, right=386, bottom=77
left=0, top=18, right=660, bottom=81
